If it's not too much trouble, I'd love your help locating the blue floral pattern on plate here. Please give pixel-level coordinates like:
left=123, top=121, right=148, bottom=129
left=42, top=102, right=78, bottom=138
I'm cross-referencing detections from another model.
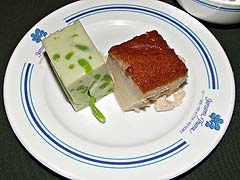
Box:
left=31, top=28, right=47, bottom=43
left=205, top=113, right=224, bottom=131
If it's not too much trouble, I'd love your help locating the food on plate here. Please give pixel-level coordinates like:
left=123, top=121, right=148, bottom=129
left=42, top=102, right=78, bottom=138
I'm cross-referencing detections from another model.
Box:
left=43, top=21, right=113, bottom=122
left=154, top=88, right=185, bottom=111
left=107, top=30, right=188, bottom=112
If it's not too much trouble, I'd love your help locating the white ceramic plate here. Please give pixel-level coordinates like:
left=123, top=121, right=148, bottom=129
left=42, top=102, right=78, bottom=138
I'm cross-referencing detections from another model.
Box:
left=3, top=0, right=235, bottom=179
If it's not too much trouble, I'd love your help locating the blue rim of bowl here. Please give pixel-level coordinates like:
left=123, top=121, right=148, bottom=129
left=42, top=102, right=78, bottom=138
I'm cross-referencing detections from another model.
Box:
left=192, top=0, right=240, bottom=12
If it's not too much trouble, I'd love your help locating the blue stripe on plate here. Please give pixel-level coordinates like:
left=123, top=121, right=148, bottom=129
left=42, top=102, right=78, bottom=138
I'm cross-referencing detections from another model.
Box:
left=20, top=63, right=189, bottom=168
left=64, top=4, right=219, bottom=89
left=193, top=0, right=240, bottom=12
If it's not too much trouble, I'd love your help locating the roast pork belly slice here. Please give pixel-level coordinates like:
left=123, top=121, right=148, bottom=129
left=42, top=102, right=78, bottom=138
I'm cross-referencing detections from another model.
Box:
left=107, top=30, right=188, bottom=111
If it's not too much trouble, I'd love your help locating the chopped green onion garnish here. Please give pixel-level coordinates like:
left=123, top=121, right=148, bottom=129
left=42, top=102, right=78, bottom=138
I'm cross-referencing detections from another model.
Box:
left=89, top=96, right=106, bottom=123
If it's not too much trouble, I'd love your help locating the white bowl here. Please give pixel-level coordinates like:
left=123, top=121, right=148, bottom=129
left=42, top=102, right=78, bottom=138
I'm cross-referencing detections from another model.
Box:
left=176, top=0, right=240, bottom=24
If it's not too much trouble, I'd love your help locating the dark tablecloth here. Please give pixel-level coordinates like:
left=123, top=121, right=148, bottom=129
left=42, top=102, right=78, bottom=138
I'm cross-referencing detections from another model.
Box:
left=0, top=0, right=239, bottom=179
